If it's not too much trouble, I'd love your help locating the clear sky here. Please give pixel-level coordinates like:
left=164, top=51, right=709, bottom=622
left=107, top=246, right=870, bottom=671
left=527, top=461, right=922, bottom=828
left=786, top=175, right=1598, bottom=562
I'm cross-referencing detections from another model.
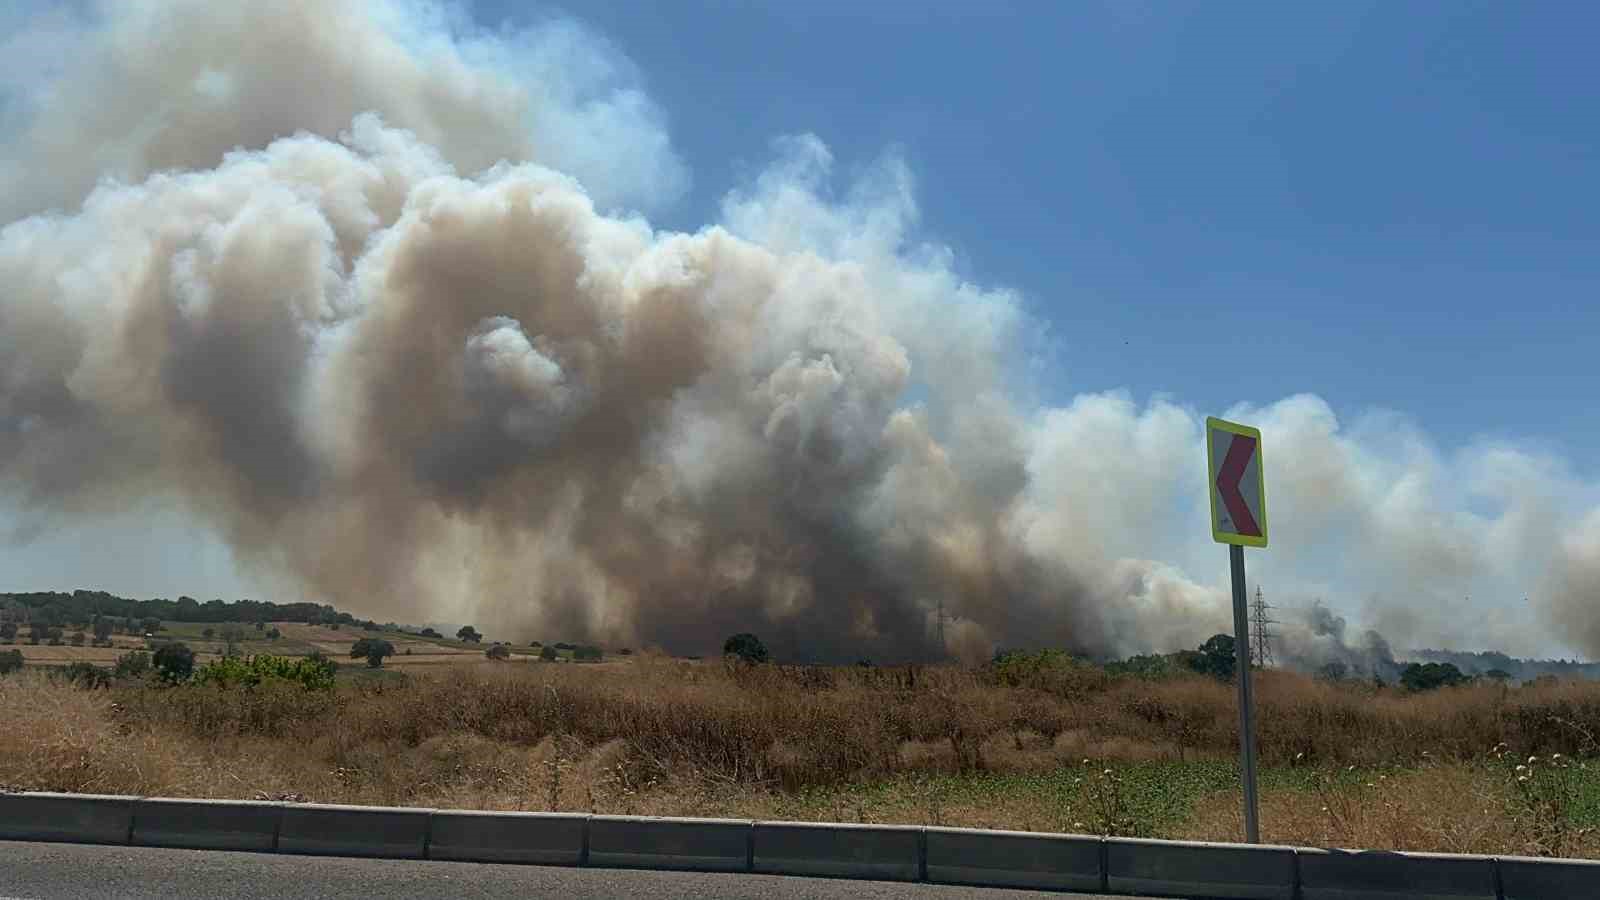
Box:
left=478, top=0, right=1600, bottom=463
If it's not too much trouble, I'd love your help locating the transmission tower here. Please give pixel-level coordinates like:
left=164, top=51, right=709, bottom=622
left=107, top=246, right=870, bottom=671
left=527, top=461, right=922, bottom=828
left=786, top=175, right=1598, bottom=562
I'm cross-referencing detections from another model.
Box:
left=1249, top=585, right=1276, bottom=668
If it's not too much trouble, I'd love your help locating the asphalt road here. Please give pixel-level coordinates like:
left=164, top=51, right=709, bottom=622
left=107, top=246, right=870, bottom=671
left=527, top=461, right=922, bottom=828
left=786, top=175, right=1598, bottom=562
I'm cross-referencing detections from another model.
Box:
left=0, top=841, right=1143, bottom=899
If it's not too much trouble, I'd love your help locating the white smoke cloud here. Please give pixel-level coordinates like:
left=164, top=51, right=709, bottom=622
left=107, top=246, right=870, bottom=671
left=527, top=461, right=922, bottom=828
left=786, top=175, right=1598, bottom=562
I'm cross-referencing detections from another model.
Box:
left=0, top=0, right=1596, bottom=661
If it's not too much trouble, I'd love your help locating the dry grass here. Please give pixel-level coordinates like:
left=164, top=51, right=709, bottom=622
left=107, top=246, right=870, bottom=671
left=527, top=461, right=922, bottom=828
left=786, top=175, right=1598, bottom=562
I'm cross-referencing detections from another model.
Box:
left=3, top=657, right=1599, bottom=858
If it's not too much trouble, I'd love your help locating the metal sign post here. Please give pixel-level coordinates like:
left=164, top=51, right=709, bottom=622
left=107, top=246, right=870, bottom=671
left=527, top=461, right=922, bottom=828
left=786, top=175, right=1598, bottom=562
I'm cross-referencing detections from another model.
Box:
left=1229, top=543, right=1260, bottom=843
left=1206, top=416, right=1269, bottom=844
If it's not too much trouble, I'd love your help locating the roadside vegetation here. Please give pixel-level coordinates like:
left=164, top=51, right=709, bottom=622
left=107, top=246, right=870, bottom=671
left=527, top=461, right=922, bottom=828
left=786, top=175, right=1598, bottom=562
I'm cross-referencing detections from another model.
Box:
left=1, top=640, right=1597, bottom=859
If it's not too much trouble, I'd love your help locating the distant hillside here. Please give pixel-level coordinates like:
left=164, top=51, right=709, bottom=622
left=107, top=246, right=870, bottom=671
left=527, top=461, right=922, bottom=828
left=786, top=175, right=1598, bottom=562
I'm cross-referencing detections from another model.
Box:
left=0, top=590, right=377, bottom=630
left=1409, top=648, right=1600, bottom=682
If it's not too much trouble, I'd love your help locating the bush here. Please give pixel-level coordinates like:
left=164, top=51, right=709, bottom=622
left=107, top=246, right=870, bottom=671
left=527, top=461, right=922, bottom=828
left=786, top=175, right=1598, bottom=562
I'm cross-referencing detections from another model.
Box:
left=1401, top=662, right=1468, bottom=692
left=113, top=650, right=151, bottom=679
left=0, top=648, right=22, bottom=674
left=60, top=661, right=111, bottom=689
left=722, top=633, right=768, bottom=664
left=153, top=643, right=196, bottom=682
left=69, top=631, right=86, bottom=646
left=572, top=645, right=603, bottom=662
left=486, top=644, right=511, bottom=661
left=266, top=627, right=281, bottom=640
left=193, top=654, right=337, bottom=691
left=202, top=628, right=215, bottom=639
left=0, top=622, right=15, bottom=641
left=539, top=645, right=558, bottom=661
left=456, top=626, right=481, bottom=643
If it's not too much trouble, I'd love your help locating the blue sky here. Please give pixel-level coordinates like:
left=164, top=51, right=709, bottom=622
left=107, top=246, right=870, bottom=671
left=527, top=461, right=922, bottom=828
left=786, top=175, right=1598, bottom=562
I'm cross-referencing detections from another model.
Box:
left=478, top=0, right=1600, bottom=465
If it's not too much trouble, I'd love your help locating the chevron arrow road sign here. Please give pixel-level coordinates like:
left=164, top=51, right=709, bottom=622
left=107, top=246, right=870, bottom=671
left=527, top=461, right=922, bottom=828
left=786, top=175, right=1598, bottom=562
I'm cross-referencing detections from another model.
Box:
left=1207, top=417, right=1268, bottom=548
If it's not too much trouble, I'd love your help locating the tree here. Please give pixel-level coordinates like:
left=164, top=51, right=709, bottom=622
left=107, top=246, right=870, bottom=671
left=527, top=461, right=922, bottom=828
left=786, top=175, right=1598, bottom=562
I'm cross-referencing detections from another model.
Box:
left=69, top=631, right=86, bottom=646
left=202, top=627, right=216, bottom=639
left=152, top=643, right=196, bottom=682
left=1400, top=662, right=1467, bottom=692
left=0, top=622, right=15, bottom=641
left=419, top=627, right=441, bottom=639
left=530, top=640, right=542, bottom=648
left=0, top=648, right=22, bottom=674
left=1187, top=634, right=1236, bottom=681
left=92, top=618, right=114, bottom=643
left=29, top=621, right=47, bottom=644
left=1317, top=661, right=1349, bottom=682
left=1484, top=668, right=1512, bottom=683
left=266, top=627, right=281, bottom=640
left=350, top=638, right=396, bottom=668
left=486, top=643, right=511, bottom=661
left=573, top=645, right=603, bottom=662
left=722, top=633, right=769, bottom=665
left=457, top=625, right=482, bottom=643
left=539, top=645, right=558, bottom=661
left=254, top=621, right=265, bottom=631
left=140, top=617, right=162, bottom=634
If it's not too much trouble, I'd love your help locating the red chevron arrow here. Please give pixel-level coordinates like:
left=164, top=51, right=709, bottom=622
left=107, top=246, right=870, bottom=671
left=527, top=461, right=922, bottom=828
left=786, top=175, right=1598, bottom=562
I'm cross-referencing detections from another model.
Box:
left=1216, top=433, right=1261, bottom=537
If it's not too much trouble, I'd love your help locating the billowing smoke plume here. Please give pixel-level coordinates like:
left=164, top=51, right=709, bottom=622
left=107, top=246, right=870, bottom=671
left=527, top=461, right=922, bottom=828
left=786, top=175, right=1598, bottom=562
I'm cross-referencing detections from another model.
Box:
left=1, top=1, right=1597, bottom=662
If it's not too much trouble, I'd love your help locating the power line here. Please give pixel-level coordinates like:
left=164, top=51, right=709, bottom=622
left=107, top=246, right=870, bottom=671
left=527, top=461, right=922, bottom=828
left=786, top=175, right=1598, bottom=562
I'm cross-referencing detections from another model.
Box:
left=1249, top=584, right=1276, bottom=669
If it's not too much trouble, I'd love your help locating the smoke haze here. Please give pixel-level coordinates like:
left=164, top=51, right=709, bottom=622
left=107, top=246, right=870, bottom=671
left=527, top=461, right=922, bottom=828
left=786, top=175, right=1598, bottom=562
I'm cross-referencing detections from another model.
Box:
left=1, top=1, right=1596, bottom=662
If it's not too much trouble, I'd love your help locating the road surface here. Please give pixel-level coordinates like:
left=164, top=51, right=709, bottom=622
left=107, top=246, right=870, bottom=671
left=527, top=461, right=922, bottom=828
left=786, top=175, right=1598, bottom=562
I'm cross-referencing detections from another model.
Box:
left=0, top=841, right=1140, bottom=899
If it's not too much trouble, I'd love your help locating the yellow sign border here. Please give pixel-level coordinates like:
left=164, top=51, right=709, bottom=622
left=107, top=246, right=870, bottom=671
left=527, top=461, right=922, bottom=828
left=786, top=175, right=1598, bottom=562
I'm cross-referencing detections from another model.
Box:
left=1206, top=416, right=1269, bottom=548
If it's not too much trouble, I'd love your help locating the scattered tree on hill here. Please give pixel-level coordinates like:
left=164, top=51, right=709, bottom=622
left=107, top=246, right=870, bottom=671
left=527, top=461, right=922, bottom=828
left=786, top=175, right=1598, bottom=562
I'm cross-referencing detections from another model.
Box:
left=419, top=628, right=441, bottom=638
left=0, top=648, right=22, bottom=674
left=457, top=626, right=481, bottom=643
left=723, top=633, right=769, bottom=665
left=152, top=643, right=195, bottom=682
left=1400, top=661, right=1467, bottom=692
left=539, top=645, right=558, bottom=661
left=350, top=638, right=396, bottom=668
left=486, top=643, right=511, bottom=661
left=1485, top=668, right=1512, bottom=682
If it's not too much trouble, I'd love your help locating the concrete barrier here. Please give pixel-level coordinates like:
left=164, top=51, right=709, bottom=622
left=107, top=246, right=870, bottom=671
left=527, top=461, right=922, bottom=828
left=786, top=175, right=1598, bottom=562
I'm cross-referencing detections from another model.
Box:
left=1497, top=854, right=1600, bottom=900
left=1297, top=848, right=1497, bottom=900
left=0, top=792, right=135, bottom=845
left=587, top=815, right=750, bottom=872
left=924, top=827, right=1100, bottom=891
left=277, top=803, right=431, bottom=859
left=132, top=797, right=282, bottom=852
left=1107, top=837, right=1295, bottom=899
left=427, top=810, right=586, bottom=865
left=753, top=821, right=922, bottom=881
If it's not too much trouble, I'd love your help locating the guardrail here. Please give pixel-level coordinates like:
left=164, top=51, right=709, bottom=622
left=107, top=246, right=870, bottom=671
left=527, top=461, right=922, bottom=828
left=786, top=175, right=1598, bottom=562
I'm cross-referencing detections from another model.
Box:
left=2, top=791, right=1596, bottom=898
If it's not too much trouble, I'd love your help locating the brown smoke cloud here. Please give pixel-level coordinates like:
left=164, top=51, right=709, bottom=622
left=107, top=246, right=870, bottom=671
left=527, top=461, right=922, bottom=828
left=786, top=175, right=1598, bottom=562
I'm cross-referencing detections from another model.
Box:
left=2, top=1, right=1595, bottom=663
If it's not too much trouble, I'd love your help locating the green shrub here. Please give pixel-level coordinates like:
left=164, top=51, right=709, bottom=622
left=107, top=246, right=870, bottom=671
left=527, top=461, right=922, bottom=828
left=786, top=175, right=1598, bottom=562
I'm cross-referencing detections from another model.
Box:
left=539, top=645, right=558, bottom=661
left=61, top=661, right=112, bottom=689
left=193, top=654, right=337, bottom=691
left=572, top=645, right=603, bottom=662
left=722, top=633, right=768, bottom=664
left=486, top=644, right=510, bottom=660
left=153, top=642, right=196, bottom=682
left=113, top=650, right=151, bottom=679
left=0, top=648, right=23, bottom=674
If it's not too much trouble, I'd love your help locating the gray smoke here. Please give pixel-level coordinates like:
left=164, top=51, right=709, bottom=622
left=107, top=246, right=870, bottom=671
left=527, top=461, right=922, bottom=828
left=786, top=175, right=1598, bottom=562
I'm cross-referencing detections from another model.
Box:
left=2, top=1, right=1596, bottom=663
